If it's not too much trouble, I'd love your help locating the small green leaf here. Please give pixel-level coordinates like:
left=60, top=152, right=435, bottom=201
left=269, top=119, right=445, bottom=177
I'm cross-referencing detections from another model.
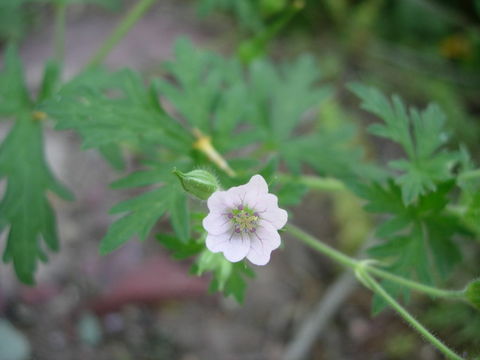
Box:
left=191, top=249, right=255, bottom=303
left=349, top=83, right=458, bottom=205
left=43, top=67, right=191, bottom=154
left=100, top=186, right=171, bottom=254
left=37, top=60, right=61, bottom=102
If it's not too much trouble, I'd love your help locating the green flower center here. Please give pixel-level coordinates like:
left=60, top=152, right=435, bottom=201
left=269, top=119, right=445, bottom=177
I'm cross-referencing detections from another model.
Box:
left=229, top=205, right=259, bottom=234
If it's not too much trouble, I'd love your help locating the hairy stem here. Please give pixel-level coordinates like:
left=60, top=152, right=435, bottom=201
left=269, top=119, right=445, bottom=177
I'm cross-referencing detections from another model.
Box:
left=86, top=0, right=157, bottom=68
left=285, top=224, right=358, bottom=269
left=286, top=224, right=465, bottom=299
left=54, top=1, right=66, bottom=62
left=361, top=272, right=465, bottom=360
left=459, top=169, right=480, bottom=182
left=278, top=174, right=345, bottom=192
left=367, top=266, right=465, bottom=299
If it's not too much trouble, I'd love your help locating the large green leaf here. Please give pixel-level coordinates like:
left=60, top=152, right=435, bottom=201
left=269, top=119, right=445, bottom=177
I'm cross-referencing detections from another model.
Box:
left=349, top=83, right=458, bottom=205
left=0, top=116, right=73, bottom=283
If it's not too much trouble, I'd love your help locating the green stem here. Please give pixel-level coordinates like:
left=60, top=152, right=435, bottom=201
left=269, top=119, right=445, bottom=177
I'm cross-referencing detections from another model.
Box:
left=285, top=224, right=358, bottom=269
left=286, top=224, right=465, bottom=300
left=458, top=169, right=480, bottom=182
left=54, top=1, right=66, bottom=62
left=361, top=272, right=464, bottom=360
left=366, top=266, right=464, bottom=299
left=86, top=0, right=157, bottom=68
left=278, top=174, right=346, bottom=192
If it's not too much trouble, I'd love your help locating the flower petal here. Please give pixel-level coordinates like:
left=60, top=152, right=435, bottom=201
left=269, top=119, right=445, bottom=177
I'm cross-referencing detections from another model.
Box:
left=246, top=221, right=281, bottom=266
left=202, top=213, right=232, bottom=235
left=242, top=175, right=270, bottom=209
left=207, top=191, right=229, bottom=213
left=218, top=186, right=239, bottom=209
left=250, top=193, right=276, bottom=212
left=261, top=208, right=288, bottom=230
left=206, top=232, right=250, bottom=262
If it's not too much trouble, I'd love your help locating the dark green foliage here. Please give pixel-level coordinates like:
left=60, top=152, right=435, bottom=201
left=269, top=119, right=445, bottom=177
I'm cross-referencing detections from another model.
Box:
left=0, top=116, right=73, bottom=284
left=100, top=166, right=192, bottom=254
left=350, top=83, right=459, bottom=205
left=0, top=45, right=31, bottom=116
left=348, top=84, right=470, bottom=313
left=43, top=68, right=192, bottom=157
left=0, top=46, right=72, bottom=284
left=356, top=179, right=465, bottom=314
left=157, top=233, right=203, bottom=260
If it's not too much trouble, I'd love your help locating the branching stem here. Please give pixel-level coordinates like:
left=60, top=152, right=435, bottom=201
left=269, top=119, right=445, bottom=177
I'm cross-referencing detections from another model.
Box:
left=285, top=223, right=467, bottom=359
left=361, top=272, right=465, bottom=360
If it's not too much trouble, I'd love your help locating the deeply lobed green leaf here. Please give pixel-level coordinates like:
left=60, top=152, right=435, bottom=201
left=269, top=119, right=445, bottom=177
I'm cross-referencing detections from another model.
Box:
left=350, top=83, right=458, bottom=205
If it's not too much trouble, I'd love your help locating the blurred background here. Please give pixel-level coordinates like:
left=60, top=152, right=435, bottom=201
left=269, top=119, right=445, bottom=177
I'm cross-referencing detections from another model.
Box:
left=0, top=0, right=479, bottom=359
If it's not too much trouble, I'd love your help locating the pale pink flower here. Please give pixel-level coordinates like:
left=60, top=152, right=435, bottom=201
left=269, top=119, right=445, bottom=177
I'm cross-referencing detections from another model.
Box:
left=202, top=174, right=288, bottom=265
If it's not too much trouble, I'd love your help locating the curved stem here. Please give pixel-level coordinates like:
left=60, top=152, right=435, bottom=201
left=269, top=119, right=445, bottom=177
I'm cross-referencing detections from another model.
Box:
left=361, top=272, right=464, bottom=360
left=285, top=224, right=358, bottom=269
left=54, top=1, right=66, bottom=62
left=86, top=0, right=157, bottom=68
left=458, top=169, right=480, bottom=182
left=366, top=266, right=464, bottom=299
left=286, top=223, right=465, bottom=300
left=278, top=174, right=345, bottom=192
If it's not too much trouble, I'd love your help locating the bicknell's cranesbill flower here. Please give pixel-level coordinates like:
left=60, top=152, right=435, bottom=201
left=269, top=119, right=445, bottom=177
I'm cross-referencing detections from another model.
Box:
left=202, top=175, right=288, bottom=265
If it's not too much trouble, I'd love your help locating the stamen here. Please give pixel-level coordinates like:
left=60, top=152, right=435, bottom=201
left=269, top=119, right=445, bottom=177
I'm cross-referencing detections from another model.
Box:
left=230, top=205, right=259, bottom=235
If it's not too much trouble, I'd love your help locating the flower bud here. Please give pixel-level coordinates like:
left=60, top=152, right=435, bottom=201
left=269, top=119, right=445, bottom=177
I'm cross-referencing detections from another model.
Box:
left=173, top=169, right=220, bottom=200
left=466, top=279, right=480, bottom=311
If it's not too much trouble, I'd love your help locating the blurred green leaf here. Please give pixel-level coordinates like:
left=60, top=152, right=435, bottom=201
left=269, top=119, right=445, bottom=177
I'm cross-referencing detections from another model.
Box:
left=0, top=45, right=31, bottom=116
left=350, top=83, right=458, bottom=205
left=101, top=165, right=192, bottom=254
left=191, top=249, right=255, bottom=303
left=38, top=60, right=61, bottom=102
left=43, top=67, right=192, bottom=159
left=197, top=0, right=263, bottom=31
left=0, top=1, right=32, bottom=43
left=357, top=180, right=464, bottom=313
left=156, top=38, right=223, bottom=133
left=100, top=186, right=171, bottom=254
left=157, top=233, right=203, bottom=259
left=0, top=116, right=73, bottom=283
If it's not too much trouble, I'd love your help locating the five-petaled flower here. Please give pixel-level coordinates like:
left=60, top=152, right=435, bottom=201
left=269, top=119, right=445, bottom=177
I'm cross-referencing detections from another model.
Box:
left=202, top=174, right=288, bottom=265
